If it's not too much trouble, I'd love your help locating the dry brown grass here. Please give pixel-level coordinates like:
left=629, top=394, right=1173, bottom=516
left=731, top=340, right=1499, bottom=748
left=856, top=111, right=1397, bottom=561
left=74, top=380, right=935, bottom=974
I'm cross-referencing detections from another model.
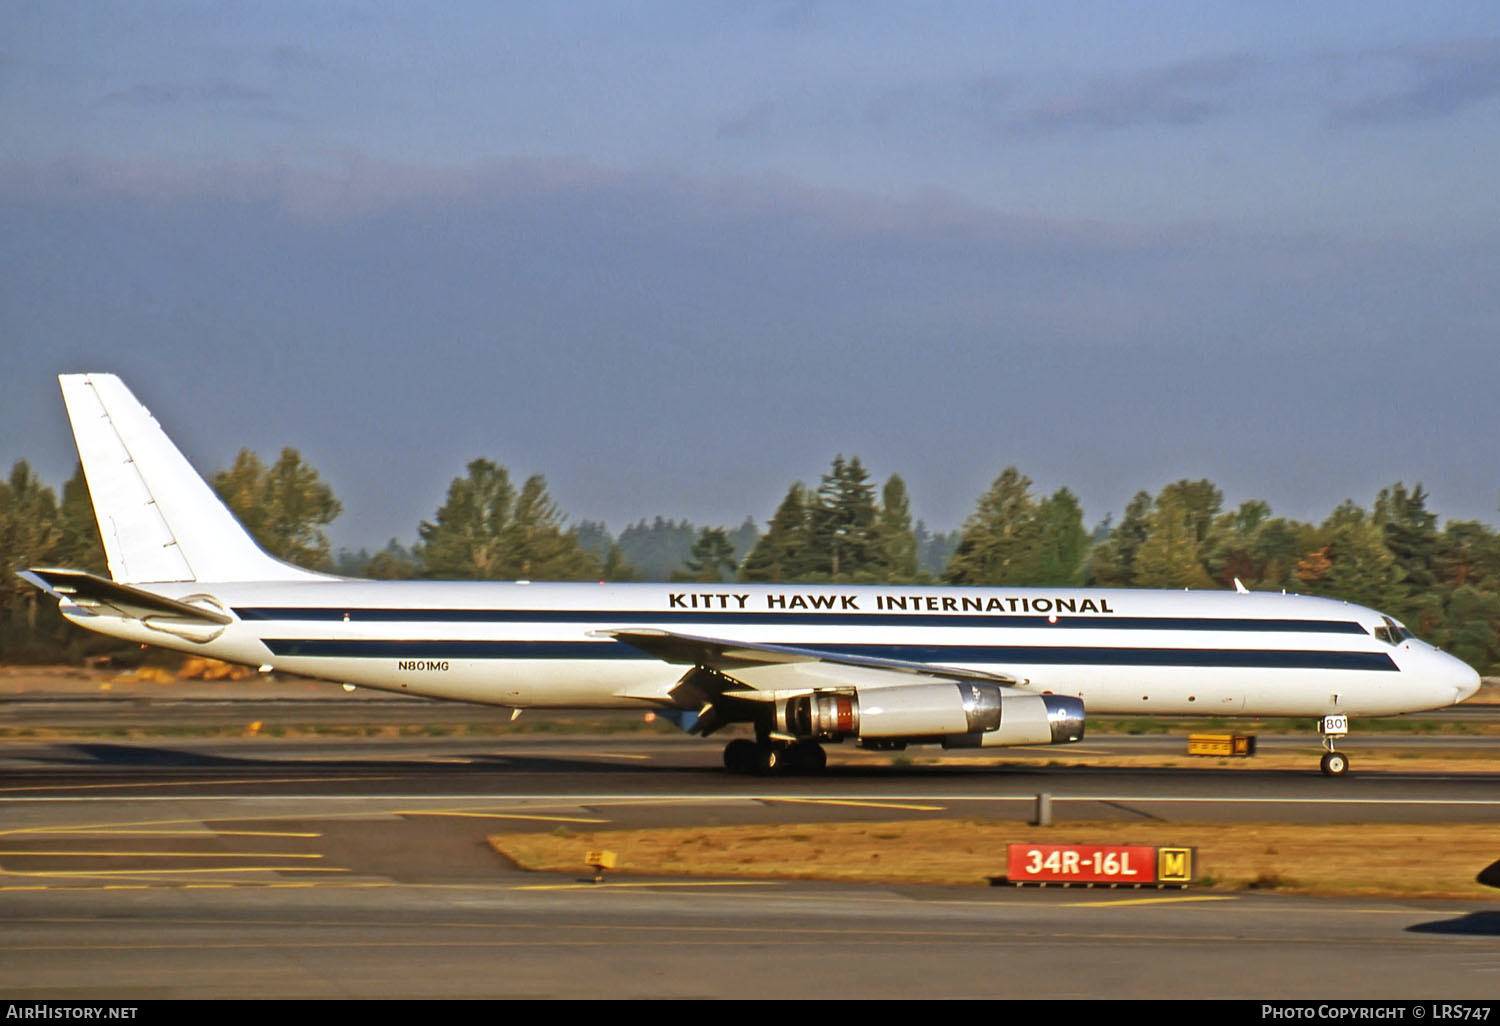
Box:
left=491, top=819, right=1500, bottom=899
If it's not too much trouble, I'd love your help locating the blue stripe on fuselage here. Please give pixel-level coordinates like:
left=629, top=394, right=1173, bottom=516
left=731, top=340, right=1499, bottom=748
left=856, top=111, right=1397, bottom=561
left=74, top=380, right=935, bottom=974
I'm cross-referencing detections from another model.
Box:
left=260, top=638, right=1397, bottom=671
left=237, top=607, right=1368, bottom=634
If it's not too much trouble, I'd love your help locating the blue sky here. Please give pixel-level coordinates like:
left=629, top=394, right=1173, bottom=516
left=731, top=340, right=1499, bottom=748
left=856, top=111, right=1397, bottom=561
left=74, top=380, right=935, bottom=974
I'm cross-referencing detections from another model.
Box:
left=3, top=2, right=1499, bottom=550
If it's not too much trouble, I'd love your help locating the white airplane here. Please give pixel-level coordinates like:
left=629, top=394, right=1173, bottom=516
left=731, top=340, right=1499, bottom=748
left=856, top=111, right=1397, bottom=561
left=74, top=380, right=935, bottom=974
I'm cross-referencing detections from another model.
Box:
left=21, top=374, right=1481, bottom=777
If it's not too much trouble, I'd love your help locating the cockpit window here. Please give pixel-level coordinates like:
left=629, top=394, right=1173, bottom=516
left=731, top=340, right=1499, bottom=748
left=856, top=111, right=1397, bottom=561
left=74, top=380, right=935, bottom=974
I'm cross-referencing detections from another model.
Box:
left=1372, top=616, right=1414, bottom=646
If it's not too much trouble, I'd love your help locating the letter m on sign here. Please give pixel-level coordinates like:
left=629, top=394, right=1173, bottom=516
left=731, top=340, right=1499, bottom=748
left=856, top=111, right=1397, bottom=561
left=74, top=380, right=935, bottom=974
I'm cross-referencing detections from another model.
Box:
left=1157, top=847, right=1194, bottom=883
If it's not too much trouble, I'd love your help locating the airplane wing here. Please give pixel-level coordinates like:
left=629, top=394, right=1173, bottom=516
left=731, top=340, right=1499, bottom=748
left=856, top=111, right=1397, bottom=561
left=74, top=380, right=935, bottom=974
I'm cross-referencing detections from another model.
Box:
left=19, top=569, right=232, bottom=625
left=598, top=627, right=1020, bottom=693
left=598, top=628, right=1023, bottom=737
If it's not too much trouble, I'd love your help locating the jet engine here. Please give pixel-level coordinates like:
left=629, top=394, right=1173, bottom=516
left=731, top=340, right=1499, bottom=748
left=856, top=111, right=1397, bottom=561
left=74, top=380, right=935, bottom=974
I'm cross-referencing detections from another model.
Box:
left=776, top=685, right=1083, bottom=746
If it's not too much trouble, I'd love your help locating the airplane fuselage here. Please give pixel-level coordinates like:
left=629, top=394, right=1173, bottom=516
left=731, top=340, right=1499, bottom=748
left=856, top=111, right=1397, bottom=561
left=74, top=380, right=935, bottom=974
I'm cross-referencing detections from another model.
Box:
left=63, top=579, right=1478, bottom=719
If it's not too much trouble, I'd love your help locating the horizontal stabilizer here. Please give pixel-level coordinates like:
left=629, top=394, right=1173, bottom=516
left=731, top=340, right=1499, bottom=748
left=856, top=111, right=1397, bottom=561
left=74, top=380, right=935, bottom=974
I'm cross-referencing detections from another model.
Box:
left=19, top=569, right=233, bottom=625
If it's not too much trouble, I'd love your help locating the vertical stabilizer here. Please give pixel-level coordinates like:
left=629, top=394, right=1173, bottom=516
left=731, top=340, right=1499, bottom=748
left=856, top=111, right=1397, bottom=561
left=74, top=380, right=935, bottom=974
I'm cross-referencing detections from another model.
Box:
left=59, top=374, right=332, bottom=584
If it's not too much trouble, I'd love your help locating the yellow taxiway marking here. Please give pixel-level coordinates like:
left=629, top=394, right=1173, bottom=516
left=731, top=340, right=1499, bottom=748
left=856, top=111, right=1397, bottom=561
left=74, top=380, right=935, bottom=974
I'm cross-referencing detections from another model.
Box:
left=0, top=775, right=397, bottom=794
left=0, top=880, right=391, bottom=892
left=514, top=880, right=782, bottom=892
left=762, top=798, right=946, bottom=812
left=5, top=828, right=320, bottom=838
left=3, top=817, right=206, bottom=837
left=491, top=749, right=650, bottom=760
left=0, top=866, right=348, bottom=878
left=1061, top=894, right=1238, bottom=908
left=401, top=810, right=610, bottom=824
left=2, top=815, right=324, bottom=839
left=0, top=850, right=323, bottom=859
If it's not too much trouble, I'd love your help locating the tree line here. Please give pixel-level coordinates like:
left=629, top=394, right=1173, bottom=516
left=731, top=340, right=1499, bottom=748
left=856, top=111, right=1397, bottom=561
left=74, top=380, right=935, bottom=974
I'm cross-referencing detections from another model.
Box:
left=2, top=448, right=1498, bottom=673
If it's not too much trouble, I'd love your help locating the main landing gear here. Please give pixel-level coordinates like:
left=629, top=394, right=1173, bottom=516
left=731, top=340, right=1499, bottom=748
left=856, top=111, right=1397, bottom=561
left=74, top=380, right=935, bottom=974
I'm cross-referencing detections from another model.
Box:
left=1318, top=714, right=1350, bottom=777
left=723, top=738, right=827, bottom=775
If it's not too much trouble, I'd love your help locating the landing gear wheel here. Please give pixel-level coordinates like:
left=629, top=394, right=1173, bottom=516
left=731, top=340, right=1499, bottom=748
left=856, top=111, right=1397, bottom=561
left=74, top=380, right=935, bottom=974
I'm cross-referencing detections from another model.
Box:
left=723, top=738, right=758, bottom=774
left=1320, top=751, right=1349, bottom=777
left=803, top=742, right=828, bottom=773
left=756, top=744, right=783, bottom=776
left=787, top=740, right=827, bottom=774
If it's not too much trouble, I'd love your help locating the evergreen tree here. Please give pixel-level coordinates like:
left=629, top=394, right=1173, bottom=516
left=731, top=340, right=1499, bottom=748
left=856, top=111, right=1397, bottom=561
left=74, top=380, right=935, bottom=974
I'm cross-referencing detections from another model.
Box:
left=571, top=520, right=616, bottom=562
left=617, top=517, right=699, bottom=581
left=1035, top=487, right=1089, bottom=586
left=212, top=447, right=342, bottom=570
left=0, top=461, right=61, bottom=640
left=1202, top=500, right=1310, bottom=591
left=1086, top=490, right=1152, bottom=586
left=1247, top=516, right=1312, bottom=591
left=726, top=516, right=760, bottom=565
left=1440, top=585, right=1500, bottom=675
left=1203, top=501, right=1263, bottom=587
left=598, top=543, right=638, bottom=582
left=54, top=465, right=106, bottom=574
left=915, top=522, right=961, bottom=579
left=875, top=475, right=920, bottom=582
left=1376, top=483, right=1440, bottom=593
left=336, top=539, right=421, bottom=580
left=1090, top=515, right=1114, bottom=546
left=943, top=467, right=1044, bottom=585
left=1435, top=521, right=1500, bottom=592
left=367, top=539, right=419, bottom=580
left=808, top=455, right=883, bottom=581
left=682, top=526, right=739, bottom=581
left=212, top=450, right=272, bottom=545
left=415, top=458, right=516, bottom=578
left=1158, top=478, right=1223, bottom=544
left=1300, top=501, right=1405, bottom=614
left=417, top=459, right=596, bottom=580
left=741, top=483, right=813, bottom=582
left=1131, top=495, right=1215, bottom=589
left=504, top=474, right=599, bottom=580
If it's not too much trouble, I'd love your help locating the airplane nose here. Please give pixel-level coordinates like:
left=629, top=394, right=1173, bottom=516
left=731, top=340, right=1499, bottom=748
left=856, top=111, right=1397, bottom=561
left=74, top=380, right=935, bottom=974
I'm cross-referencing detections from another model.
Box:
left=1451, top=656, right=1482, bottom=704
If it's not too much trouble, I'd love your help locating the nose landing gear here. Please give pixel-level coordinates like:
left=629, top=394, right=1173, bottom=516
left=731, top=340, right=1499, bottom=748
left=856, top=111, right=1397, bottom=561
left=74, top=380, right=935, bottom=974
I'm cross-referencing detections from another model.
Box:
left=1318, top=714, right=1350, bottom=776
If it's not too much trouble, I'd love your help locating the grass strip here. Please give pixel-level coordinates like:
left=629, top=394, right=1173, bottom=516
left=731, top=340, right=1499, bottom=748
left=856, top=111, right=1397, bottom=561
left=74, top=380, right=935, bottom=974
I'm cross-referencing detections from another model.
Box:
left=491, top=819, right=1500, bottom=899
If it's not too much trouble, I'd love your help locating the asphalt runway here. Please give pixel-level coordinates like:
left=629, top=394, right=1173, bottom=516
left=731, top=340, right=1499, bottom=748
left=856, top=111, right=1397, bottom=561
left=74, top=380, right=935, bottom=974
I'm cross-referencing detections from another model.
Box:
left=5, top=731, right=1500, bottom=817
left=5, top=691, right=1498, bottom=729
left=6, top=874, right=1499, bottom=1000
left=3, top=727, right=1500, bottom=998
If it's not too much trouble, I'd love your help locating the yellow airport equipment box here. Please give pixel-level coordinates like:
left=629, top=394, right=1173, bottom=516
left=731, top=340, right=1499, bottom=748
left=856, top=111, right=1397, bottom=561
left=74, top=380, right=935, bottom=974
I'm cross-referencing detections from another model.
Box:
left=1186, top=733, right=1256, bottom=757
left=586, top=849, right=617, bottom=883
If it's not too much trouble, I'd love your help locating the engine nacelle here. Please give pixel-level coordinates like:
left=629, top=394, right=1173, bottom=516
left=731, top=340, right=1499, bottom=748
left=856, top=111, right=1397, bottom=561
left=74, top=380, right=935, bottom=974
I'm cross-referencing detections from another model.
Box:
left=779, top=682, right=1003, bottom=740
left=942, top=694, right=1086, bottom=748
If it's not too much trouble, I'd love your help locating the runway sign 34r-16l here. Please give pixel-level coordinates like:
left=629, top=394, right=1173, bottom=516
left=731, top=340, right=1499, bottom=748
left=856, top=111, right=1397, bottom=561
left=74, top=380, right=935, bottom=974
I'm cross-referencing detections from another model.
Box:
left=1005, top=843, right=1195, bottom=886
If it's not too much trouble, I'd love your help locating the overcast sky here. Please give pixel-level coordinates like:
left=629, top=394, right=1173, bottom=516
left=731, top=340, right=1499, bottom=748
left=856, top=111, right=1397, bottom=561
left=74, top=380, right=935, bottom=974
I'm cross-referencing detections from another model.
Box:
left=3, top=2, right=1498, bottom=550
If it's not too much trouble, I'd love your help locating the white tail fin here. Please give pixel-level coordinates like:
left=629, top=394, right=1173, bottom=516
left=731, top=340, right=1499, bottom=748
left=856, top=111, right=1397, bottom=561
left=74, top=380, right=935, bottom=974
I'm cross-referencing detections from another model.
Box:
left=59, top=374, right=332, bottom=584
